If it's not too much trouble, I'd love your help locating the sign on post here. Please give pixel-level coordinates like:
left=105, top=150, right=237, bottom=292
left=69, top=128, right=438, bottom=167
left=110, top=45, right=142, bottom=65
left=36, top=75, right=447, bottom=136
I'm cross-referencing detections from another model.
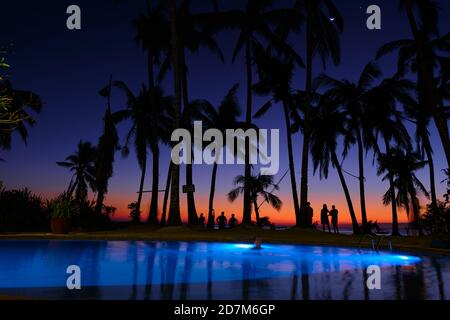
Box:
left=182, top=185, right=195, bottom=194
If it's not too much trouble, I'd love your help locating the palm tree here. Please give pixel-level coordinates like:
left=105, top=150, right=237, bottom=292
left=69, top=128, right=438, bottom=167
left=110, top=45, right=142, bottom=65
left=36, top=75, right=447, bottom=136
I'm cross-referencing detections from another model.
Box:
left=192, top=84, right=242, bottom=227
left=293, top=0, right=344, bottom=227
left=176, top=0, right=226, bottom=225
left=315, top=62, right=382, bottom=231
left=309, top=96, right=360, bottom=233
left=113, top=82, right=173, bottom=224
left=363, top=77, right=414, bottom=235
left=400, top=91, right=438, bottom=216
left=252, top=49, right=302, bottom=223
left=228, top=173, right=282, bottom=224
left=57, top=141, right=97, bottom=203
left=378, top=148, right=429, bottom=236
left=377, top=0, right=450, bottom=168
left=206, top=0, right=302, bottom=224
left=133, top=0, right=170, bottom=89
left=166, top=0, right=183, bottom=226
left=94, top=77, right=119, bottom=216
left=0, top=80, right=42, bottom=151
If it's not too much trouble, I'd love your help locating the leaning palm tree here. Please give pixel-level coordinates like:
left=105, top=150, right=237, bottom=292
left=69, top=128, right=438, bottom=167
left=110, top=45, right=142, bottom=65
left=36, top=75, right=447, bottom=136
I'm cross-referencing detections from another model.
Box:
left=252, top=49, right=302, bottom=223
left=205, top=0, right=302, bottom=224
left=363, top=77, right=414, bottom=235
left=309, top=96, right=360, bottom=234
left=378, top=148, right=429, bottom=236
left=315, top=62, right=382, bottom=231
left=377, top=0, right=450, bottom=168
left=94, top=77, right=119, bottom=216
left=113, top=82, right=173, bottom=224
left=57, top=141, right=97, bottom=203
left=400, top=90, right=438, bottom=215
left=293, top=0, right=344, bottom=227
left=192, top=84, right=242, bottom=227
left=228, top=173, right=282, bottom=224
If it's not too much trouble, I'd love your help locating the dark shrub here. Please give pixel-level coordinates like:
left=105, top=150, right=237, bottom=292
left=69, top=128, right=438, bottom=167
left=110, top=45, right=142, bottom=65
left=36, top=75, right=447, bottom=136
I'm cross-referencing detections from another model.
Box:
left=0, top=188, right=49, bottom=232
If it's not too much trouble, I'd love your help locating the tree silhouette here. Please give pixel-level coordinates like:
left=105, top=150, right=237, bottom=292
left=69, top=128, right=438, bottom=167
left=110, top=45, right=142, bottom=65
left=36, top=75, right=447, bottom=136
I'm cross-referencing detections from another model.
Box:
left=309, top=95, right=360, bottom=233
left=95, top=76, right=119, bottom=216
left=228, top=173, right=282, bottom=224
left=57, top=141, right=97, bottom=203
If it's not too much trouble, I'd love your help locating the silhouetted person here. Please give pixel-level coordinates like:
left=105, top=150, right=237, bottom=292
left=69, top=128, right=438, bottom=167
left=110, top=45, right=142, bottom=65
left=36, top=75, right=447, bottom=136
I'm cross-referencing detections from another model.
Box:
left=253, top=237, right=262, bottom=249
left=198, top=213, right=205, bottom=227
left=329, top=205, right=339, bottom=233
left=216, top=212, right=227, bottom=229
left=306, top=202, right=313, bottom=226
left=228, top=214, right=238, bottom=228
left=321, top=204, right=331, bottom=232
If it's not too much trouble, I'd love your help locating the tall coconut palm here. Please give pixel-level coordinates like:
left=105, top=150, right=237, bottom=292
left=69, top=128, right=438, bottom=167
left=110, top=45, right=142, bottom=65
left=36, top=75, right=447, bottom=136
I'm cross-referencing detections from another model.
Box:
left=252, top=49, right=302, bottom=223
left=95, top=77, right=119, bottom=216
left=315, top=62, right=382, bottom=231
left=228, top=173, right=282, bottom=224
left=113, top=82, right=173, bottom=224
left=363, top=77, right=414, bottom=235
left=293, top=0, right=344, bottom=227
left=133, top=0, right=170, bottom=89
left=378, top=0, right=450, bottom=168
left=166, top=0, right=183, bottom=226
left=161, top=0, right=226, bottom=225
left=134, top=2, right=172, bottom=225
left=191, top=84, right=242, bottom=227
left=309, top=95, right=360, bottom=234
left=57, top=141, right=97, bottom=203
left=378, top=148, right=429, bottom=236
left=205, top=0, right=302, bottom=224
left=400, top=91, right=438, bottom=216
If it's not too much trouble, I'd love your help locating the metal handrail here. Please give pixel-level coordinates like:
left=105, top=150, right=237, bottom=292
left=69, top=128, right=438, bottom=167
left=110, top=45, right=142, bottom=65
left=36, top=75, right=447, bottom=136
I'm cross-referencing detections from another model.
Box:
left=358, top=233, right=393, bottom=251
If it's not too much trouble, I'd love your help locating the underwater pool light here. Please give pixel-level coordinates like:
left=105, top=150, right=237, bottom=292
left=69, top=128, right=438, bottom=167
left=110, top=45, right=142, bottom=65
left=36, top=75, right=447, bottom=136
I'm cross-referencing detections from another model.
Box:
left=234, top=244, right=254, bottom=249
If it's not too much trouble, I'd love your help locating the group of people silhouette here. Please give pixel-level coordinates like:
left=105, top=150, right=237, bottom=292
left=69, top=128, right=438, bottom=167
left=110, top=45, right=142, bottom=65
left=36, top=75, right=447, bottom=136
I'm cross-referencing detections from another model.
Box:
left=198, top=211, right=239, bottom=229
left=198, top=204, right=338, bottom=232
left=305, top=202, right=339, bottom=233
left=320, top=204, right=339, bottom=233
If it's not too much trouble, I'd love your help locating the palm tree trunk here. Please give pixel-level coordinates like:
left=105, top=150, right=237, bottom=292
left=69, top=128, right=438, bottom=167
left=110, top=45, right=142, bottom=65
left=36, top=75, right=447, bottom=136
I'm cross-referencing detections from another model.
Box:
left=253, top=197, right=260, bottom=225
left=331, top=151, right=360, bottom=234
left=282, top=100, right=301, bottom=220
left=95, top=191, right=104, bottom=216
left=167, top=0, right=182, bottom=226
left=405, top=4, right=450, bottom=169
left=160, top=162, right=172, bottom=227
left=356, top=127, right=368, bottom=231
left=410, top=191, right=423, bottom=236
left=383, top=137, right=400, bottom=236
left=181, top=49, right=198, bottom=225
left=423, top=133, right=438, bottom=210
left=147, top=144, right=159, bottom=224
left=147, top=52, right=155, bottom=89
left=242, top=39, right=252, bottom=225
left=136, top=156, right=147, bottom=218
left=299, top=14, right=313, bottom=227
left=208, top=162, right=218, bottom=228
left=147, top=50, right=159, bottom=225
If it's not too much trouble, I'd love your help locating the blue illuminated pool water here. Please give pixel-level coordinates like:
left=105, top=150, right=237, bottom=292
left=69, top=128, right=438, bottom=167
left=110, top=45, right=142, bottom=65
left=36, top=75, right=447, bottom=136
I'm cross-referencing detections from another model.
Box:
left=0, top=240, right=448, bottom=299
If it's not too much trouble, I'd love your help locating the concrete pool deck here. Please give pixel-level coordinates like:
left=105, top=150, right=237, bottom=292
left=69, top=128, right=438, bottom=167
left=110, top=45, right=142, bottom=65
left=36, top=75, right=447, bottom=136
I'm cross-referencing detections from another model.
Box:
left=0, top=225, right=449, bottom=256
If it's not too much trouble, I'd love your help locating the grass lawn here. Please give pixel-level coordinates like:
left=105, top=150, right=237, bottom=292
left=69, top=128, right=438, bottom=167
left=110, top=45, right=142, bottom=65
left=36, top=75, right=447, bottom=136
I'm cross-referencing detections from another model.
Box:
left=1, top=224, right=449, bottom=256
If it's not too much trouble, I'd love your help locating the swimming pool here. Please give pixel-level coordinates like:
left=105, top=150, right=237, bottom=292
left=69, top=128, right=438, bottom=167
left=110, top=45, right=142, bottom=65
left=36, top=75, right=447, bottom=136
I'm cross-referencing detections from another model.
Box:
left=0, top=240, right=448, bottom=299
